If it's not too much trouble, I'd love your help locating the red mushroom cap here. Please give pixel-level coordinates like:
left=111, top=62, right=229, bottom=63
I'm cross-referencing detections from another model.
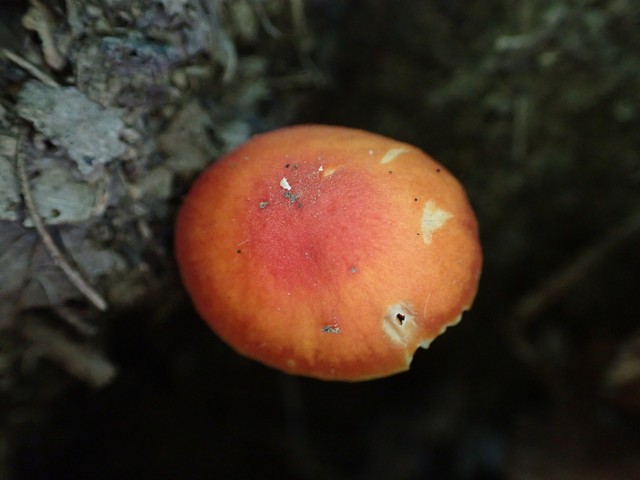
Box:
left=175, top=125, right=482, bottom=381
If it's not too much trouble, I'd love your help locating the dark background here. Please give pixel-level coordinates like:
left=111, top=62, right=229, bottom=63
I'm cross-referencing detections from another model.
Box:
left=2, top=1, right=640, bottom=479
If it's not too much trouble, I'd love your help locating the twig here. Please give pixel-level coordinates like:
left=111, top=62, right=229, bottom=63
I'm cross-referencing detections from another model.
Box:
left=65, top=0, right=83, bottom=38
left=1, top=48, right=59, bottom=88
left=290, top=0, right=313, bottom=56
left=15, top=131, right=108, bottom=311
left=22, top=0, right=67, bottom=70
left=23, top=319, right=116, bottom=388
left=509, top=209, right=640, bottom=363
left=251, top=0, right=282, bottom=38
left=201, top=0, right=238, bottom=84
left=604, top=327, right=640, bottom=390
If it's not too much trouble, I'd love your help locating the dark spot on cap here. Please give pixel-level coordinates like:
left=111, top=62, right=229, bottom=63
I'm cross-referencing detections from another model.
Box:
left=321, top=325, right=341, bottom=334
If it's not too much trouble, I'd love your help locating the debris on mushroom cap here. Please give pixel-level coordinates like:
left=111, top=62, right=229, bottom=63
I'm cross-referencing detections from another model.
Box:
left=279, top=177, right=291, bottom=190
left=175, top=125, right=482, bottom=381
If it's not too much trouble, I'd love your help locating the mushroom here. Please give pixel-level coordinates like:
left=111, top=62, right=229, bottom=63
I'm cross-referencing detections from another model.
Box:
left=175, top=125, right=482, bottom=381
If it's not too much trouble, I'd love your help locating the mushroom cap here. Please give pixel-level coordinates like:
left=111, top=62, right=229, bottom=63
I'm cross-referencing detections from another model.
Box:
left=175, top=125, right=482, bottom=381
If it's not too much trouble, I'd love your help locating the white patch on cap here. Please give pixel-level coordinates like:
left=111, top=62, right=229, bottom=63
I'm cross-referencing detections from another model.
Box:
left=280, top=177, right=291, bottom=190
left=379, top=147, right=409, bottom=164
left=382, top=302, right=417, bottom=346
left=321, top=166, right=338, bottom=178
left=421, top=201, right=452, bottom=244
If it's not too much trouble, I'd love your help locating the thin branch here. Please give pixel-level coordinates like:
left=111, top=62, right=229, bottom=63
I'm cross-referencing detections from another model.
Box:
left=509, top=209, right=640, bottom=363
left=251, top=0, right=282, bottom=38
left=23, top=319, right=116, bottom=388
left=1, top=48, right=59, bottom=88
left=15, top=131, right=108, bottom=311
left=201, top=0, right=238, bottom=84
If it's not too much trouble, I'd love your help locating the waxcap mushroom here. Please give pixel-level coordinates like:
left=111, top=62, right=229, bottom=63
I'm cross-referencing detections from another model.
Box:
left=176, top=125, right=482, bottom=381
